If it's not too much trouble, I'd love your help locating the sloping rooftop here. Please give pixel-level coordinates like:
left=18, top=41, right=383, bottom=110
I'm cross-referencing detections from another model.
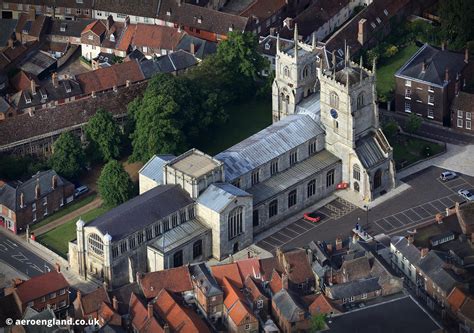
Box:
left=131, top=24, right=184, bottom=50
left=0, top=19, right=17, bottom=47
left=189, top=263, right=223, bottom=298
left=340, top=256, right=371, bottom=282
left=447, top=287, right=467, bottom=312
left=396, top=44, right=467, bottom=86
left=139, top=154, right=175, bottom=183
left=47, top=19, right=95, bottom=37
left=176, top=35, right=217, bottom=60
left=327, top=277, right=381, bottom=299
left=20, top=51, right=57, bottom=76
left=139, top=50, right=198, bottom=77
left=417, top=251, right=460, bottom=294
left=87, top=184, right=193, bottom=240
left=150, top=218, right=210, bottom=253
left=215, top=114, right=325, bottom=181
left=129, top=293, right=164, bottom=333
left=272, top=289, right=308, bottom=322
left=138, top=266, right=193, bottom=299
left=211, top=263, right=243, bottom=289
left=79, top=285, right=110, bottom=316
left=15, top=271, right=69, bottom=304
left=197, top=183, right=251, bottom=213
left=391, top=236, right=421, bottom=264
left=93, top=0, right=160, bottom=19
left=355, top=133, right=387, bottom=169
left=247, top=150, right=340, bottom=205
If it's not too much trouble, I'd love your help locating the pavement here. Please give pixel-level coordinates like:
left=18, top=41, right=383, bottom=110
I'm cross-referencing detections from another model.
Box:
left=33, top=196, right=102, bottom=236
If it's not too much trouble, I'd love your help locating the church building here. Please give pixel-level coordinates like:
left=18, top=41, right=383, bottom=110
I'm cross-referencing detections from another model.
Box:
left=69, top=26, right=395, bottom=288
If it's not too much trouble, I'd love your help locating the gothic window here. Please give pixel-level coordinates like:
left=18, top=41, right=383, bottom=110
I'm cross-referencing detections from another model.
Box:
left=357, top=92, right=364, bottom=109
left=374, top=169, right=382, bottom=189
left=308, top=140, right=317, bottom=155
left=307, top=179, right=316, bottom=197
left=129, top=236, right=136, bottom=249
left=145, top=227, right=153, bottom=241
left=154, top=223, right=162, bottom=236
left=251, top=170, right=260, bottom=185
left=193, top=240, right=203, bottom=259
left=289, top=150, right=298, bottom=166
left=353, top=164, right=361, bottom=181
left=112, top=246, right=119, bottom=258
left=269, top=200, right=278, bottom=218
left=330, top=92, right=339, bottom=109
left=253, top=209, right=259, bottom=226
left=228, top=206, right=243, bottom=240
left=288, top=189, right=297, bottom=208
left=354, top=182, right=360, bottom=192
left=302, top=65, right=310, bottom=78
left=163, top=219, right=170, bottom=232
left=137, top=232, right=144, bottom=244
left=270, top=159, right=279, bottom=176
left=326, top=169, right=335, bottom=188
left=88, top=233, right=104, bottom=257
left=283, top=66, right=289, bottom=77
left=173, top=250, right=183, bottom=267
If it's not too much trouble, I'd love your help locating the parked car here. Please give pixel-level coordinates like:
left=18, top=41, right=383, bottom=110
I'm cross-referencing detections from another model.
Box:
left=303, top=212, right=322, bottom=223
left=74, top=185, right=89, bottom=197
left=440, top=171, right=457, bottom=181
left=458, top=189, right=474, bottom=201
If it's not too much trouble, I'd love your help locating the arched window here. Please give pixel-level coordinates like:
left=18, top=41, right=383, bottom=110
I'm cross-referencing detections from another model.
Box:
left=357, top=92, right=364, bottom=109
left=269, top=200, right=278, bottom=218
left=283, top=66, right=289, bottom=77
left=353, top=164, right=361, bottom=181
left=330, top=92, right=339, bottom=109
left=173, top=250, right=183, bottom=267
left=228, top=206, right=243, bottom=240
left=302, top=65, right=310, bottom=78
left=307, top=179, right=316, bottom=197
left=193, top=240, right=203, bottom=259
left=374, top=169, right=382, bottom=189
left=354, top=182, right=360, bottom=192
left=88, top=233, right=104, bottom=257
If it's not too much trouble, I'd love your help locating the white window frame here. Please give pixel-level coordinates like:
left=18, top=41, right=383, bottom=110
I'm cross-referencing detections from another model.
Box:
left=428, top=86, right=434, bottom=93
left=466, top=120, right=471, bottom=130
left=458, top=110, right=463, bottom=118
left=427, top=107, right=434, bottom=119
left=32, top=203, right=36, bottom=211
left=428, top=94, right=434, bottom=105
left=405, top=80, right=412, bottom=87
left=457, top=118, right=463, bottom=128
left=404, top=101, right=411, bottom=113
left=405, top=88, right=411, bottom=99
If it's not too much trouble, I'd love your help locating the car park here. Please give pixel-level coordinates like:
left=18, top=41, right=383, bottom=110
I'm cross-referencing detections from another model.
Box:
left=74, top=185, right=89, bottom=197
left=440, top=171, right=457, bottom=181
left=457, top=189, right=474, bottom=201
left=303, top=212, right=322, bottom=223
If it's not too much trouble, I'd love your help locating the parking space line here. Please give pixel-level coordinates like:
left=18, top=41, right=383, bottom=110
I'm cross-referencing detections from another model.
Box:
left=375, top=220, right=393, bottom=232
left=271, top=233, right=292, bottom=242
left=289, top=224, right=307, bottom=233
left=266, top=235, right=284, bottom=245
left=293, top=221, right=312, bottom=231
left=297, top=219, right=316, bottom=229
left=391, top=214, right=404, bottom=224
left=427, top=202, right=441, bottom=214
left=381, top=217, right=396, bottom=228
left=408, top=208, right=423, bottom=220
left=439, top=197, right=454, bottom=207
left=258, top=239, right=276, bottom=251
left=283, top=228, right=299, bottom=237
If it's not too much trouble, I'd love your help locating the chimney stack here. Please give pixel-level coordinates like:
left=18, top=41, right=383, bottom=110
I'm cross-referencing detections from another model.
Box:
left=421, top=60, right=426, bottom=72
left=52, top=72, right=58, bottom=88
left=420, top=248, right=429, bottom=258
left=326, top=243, right=333, bottom=253
left=35, top=181, right=40, bottom=199
left=106, top=15, right=114, bottom=32
left=281, top=272, right=289, bottom=290
left=335, top=237, right=342, bottom=251
left=31, top=79, right=36, bottom=95
left=190, top=42, right=195, bottom=55
left=465, top=48, right=469, bottom=64
left=8, top=38, right=14, bottom=49
left=20, top=192, right=25, bottom=208
left=125, top=16, right=130, bottom=28
left=112, top=296, right=119, bottom=311
left=445, top=67, right=449, bottom=82
left=147, top=302, right=153, bottom=319
left=357, top=19, right=367, bottom=46
left=441, top=41, right=445, bottom=51
left=407, top=235, right=414, bottom=244
left=51, top=175, right=57, bottom=189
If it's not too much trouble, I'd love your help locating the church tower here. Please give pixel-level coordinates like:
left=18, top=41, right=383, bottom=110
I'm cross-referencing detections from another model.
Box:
left=320, top=48, right=396, bottom=201
left=272, top=26, right=319, bottom=123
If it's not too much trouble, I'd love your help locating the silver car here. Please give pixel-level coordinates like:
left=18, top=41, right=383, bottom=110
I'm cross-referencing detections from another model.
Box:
left=458, top=189, right=474, bottom=201
left=440, top=171, right=457, bottom=181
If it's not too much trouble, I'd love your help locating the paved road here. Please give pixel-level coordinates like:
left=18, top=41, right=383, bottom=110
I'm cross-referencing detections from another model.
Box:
left=257, top=166, right=474, bottom=252
left=380, top=109, right=474, bottom=145
left=0, top=232, right=53, bottom=278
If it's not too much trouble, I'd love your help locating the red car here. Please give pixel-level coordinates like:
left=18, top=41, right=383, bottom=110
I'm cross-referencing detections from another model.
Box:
left=303, top=213, right=321, bottom=223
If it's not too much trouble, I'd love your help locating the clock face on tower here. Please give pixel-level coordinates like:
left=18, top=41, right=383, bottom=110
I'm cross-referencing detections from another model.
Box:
left=330, top=109, right=338, bottom=119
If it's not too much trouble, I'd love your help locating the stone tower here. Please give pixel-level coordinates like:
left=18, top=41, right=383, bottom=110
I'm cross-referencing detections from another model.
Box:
left=320, top=48, right=395, bottom=201
left=272, top=25, right=319, bottom=123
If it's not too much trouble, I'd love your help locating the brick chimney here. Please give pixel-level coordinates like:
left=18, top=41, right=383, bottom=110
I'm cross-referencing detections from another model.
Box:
left=51, top=175, right=57, bottom=189
left=335, top=237, right=342, bottom=251
left=55, top=263, right=61, bottom=273
left=77, top=290, right=81, bottom=301
left=420, top=248, right=429, bottom=258
left=163, top=324, right=170, bottom=333
left=357, top=19, right=367, bottom=46
left=190, top=42, right=195, bottom=55
left=281, top=272, right=289, bottom=290
left=52, top=72, right=58, bottom=88
left=421, top=60, right=426, bottom=72
left=407, top=235, right=414, bottom=244
left=112, top=296, right=119, bottom=311
left=20, top=192, right=24, bottom=208
left=147, top=302, right=153, bottom=319
left=8, top=38, right=14, bottom=49
left=35, top=181, right=40, bottom=199
left=31, top=79, right=36, bottom=95
left=445, top=67, right=449, bottom=82
left=326, top=243, right=333, bottom=253
left=106, top=15, right=114, bottom=32
left=465, top=48, right=469, bottom=64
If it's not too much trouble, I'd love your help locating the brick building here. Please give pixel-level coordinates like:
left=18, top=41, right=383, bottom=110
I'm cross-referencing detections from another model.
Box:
left=0, top=170, right=74, bottom=234
left=451, top=91, right=474, bottom=134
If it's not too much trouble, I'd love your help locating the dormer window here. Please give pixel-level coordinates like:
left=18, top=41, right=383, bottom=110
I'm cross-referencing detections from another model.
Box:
left=24, top=93, right=31, bottom=104
left=166, top=9, right=171, bottom=16
left=229, top=24, right=234, bottom=32
left=265, top=42, right=270, bottom=50
left=197, top=16, right=202, bottom=24
left=40, top=89, right=47, bottom=100
left=60, top=23, right=67, bottom=32
left=110, top=34, right=115, bottom=42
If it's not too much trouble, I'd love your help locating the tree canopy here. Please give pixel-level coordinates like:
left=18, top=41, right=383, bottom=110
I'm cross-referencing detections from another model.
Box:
left=439, top=0, right=474, bottom=50
left=85, top=108, right=122, bottom=162
left=98, top=159, right=134, bottom=207
left=50, top=132, right=85, bottom=180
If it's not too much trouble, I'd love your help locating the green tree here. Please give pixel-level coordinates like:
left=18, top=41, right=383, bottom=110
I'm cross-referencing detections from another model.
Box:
left=383, top=119, right=399, bottom=140
left=50, top=132, right=85, bottom=179
left=383, top=45, right=399, bottom=59
left=439, top=0, right=474, bottom=49
left=85, top=108, right=122, bottom=162
left=406, top=113, right=422, bottom=134
left=98, top=160, right=133, bottom=207
left=310, top=313, right=327, bottom=332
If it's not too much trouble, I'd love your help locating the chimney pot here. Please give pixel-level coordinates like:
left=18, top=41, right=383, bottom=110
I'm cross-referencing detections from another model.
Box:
left=147, top=302, right=153, bottom=319
left=190, top=42, right=195, bottom=55
left=281, top=272, right=289, bottom=290
left=357, top=19, right=367, bottom=46
left=52, top=72, right=58, bottom=88
left=31, top=80, right=36, bottom=95
left=112, top=296, right=119, bottom=311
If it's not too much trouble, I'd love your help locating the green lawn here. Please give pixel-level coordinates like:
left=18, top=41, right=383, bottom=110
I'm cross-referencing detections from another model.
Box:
left=31, top=193, right=97, bottom=231
left=36, top=205, right=110, bottom=258
left=377, top=44, right=419, bottom=99
left=391, top=135, right=444, bottom=169
left=196, top=98, right=272, bottom=155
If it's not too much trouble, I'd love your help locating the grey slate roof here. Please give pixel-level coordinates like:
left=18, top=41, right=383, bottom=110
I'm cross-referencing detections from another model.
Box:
left=150, top=218, right=210, bottom=252
left=139, top=50, right=198, bottom=78
left=176, top=35, right=217, bottom=60
left=418, top=251, right=459, bottom=294
left=0, top=170, right=69, bottom=211
left=47, top=19, right=95, bottom=38
left=20, top=51, right=57, bottom=77
left=355, top=133, right=386, bottom=169
left=189, top=263, right=223, bottom=297
left=295, top=92, right=321, bottom=121
left=17, top=79, right=82, bottom=110
left=0, top=97, right=11, bottom=114
left=327, top=277, right=381, bottom=299
left=391, top=236, right=421, bottom=264
left=215, top=114, right=325, bottom=182
left=247, top=150, right=340, bottom=205
left=272, top=289, right=308, bottom=322
left=88, top=184, right=193, bottom=240
left=396, top=44, right=467, bottom=87
left=139, top=154, right=175, bottom=184
left=0, top=19, right=17, bottom=47
left=197, top=183, right=251, bottom=213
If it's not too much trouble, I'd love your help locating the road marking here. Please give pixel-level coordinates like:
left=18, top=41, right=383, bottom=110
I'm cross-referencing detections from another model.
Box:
left=266, top=235, right=284, bottom=245
left=289, top=224, right=307, bottom=233
left=272, top=232, right=291, bottom=242
left=283, top=229, right=299, bottom=237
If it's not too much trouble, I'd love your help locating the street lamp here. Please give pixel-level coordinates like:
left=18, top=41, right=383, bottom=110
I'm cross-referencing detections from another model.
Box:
left=363, top=205, right=370, bottom=230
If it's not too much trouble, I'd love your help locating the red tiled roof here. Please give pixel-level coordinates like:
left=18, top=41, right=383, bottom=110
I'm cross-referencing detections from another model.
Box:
left=459, top=297, right=474, bottom=322
left=80, top=286, right=110, bottom=316
left=222, top=277, right=245, bottom=309
left=279, top=249, right=314, bottom=284
left=222, top=277, right=256, bottom=327
left=76, top=60, right=145, bottom=95
left=82, top=20, right=106, bottom=36
left=309, top=294, right=339, bottom=315
left=14, top=271, right=69, bottom=304
left=228, top=299, right=256, bottom=326
left=236, top=258, right=262, bottom=281
left=10, top=71, right=37, bottom=92
left=269, top=270, right=282, bottom=295
left=259, top=257, right=277, bottom=281
left=138, top=266, right=193, bottom=299
left=211, top=263, right=243, bottom=289
left=16, top=14, right=48, bottom=38
left=154, top=289, right=211, bottom=333
left=98, top=301, right=121, bottom=326
left=447, top=287, right=467, bottom=312
left=117, top=24, right=136, bottom=51
left=129, top=293, right=164, bottom=333
left=240, top=0, right=286, bottom=21
left=244, top=276, right=265, bottom=301
left=131, top=24, right=184, bottom=51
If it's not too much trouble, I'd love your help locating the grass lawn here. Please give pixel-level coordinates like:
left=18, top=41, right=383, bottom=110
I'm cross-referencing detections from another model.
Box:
left=377, top=44, right=419, bottom=98
left=391, top=135, right=444, bottom=169
left=36, top=205, right=110, bottom=258
left=196, top=98, right=272, bottom=155
left=31, top=193, right=97, bottom=231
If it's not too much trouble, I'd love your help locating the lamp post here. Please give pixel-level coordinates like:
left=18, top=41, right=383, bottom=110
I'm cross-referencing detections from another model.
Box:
left=363, top=205, right=369, bottom=230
